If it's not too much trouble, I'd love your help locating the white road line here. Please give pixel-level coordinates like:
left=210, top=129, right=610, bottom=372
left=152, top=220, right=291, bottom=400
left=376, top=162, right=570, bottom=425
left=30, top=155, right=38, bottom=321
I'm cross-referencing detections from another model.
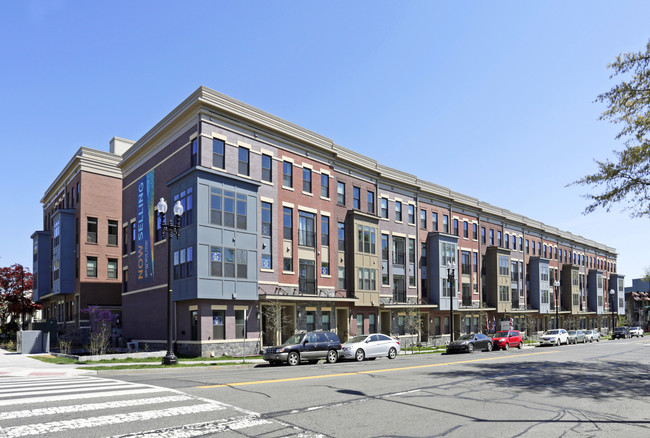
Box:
left=1, top=403, right=226, bottom=437
left=110, top=415, right=273, bottom=438
left=0, top=387, right=170, bottom=407
left=0, top=395, right=196, bottom=420
left=0, top=382, right=150, bottom=398
left=0, top=379, right=112, bottom=391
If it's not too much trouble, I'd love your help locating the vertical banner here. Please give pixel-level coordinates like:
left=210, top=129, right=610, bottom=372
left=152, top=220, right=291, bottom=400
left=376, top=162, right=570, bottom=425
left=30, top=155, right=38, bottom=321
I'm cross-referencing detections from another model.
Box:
left=136, top=170, right=155, bottom=286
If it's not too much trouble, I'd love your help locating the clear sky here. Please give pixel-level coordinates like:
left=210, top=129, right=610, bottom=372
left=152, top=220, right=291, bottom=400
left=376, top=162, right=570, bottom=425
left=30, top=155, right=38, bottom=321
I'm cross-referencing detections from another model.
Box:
left=1, top=1, right=649, bottom=286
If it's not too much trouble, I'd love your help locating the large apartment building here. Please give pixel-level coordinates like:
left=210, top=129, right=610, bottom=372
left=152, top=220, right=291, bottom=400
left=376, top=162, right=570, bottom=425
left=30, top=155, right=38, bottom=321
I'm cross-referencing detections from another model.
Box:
left=33, top=86, right=624, bottom=355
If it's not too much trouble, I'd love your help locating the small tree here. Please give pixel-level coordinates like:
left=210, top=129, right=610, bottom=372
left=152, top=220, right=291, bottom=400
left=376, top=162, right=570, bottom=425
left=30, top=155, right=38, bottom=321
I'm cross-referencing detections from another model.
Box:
left=0, top=264, right=40, bottom=332
left=262, top=302, right=291, bottom=346
left=404, top=302, right=422, bottom=353
left=82, top=306, right=117, bottom=355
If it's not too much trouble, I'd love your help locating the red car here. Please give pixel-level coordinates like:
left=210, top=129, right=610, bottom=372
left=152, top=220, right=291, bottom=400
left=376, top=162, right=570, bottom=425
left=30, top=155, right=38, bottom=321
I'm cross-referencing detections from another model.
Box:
left=492, top=330, right=523, bottom=350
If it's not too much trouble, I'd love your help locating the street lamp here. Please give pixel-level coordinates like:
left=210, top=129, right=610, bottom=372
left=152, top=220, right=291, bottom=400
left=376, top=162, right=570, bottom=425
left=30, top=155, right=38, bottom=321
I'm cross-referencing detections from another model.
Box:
left=446, top=262, right=456, bottom=342
left=157, top=198, right=184, bottom=366
left=553, top=280, right=560, bottom=329
left=609, top=289, right=616, bottom=335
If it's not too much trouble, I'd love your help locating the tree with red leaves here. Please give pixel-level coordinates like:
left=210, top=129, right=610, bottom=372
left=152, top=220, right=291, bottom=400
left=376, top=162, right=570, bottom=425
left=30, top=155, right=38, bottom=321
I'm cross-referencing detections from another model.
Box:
left=0, top=264, right=40, bottom=332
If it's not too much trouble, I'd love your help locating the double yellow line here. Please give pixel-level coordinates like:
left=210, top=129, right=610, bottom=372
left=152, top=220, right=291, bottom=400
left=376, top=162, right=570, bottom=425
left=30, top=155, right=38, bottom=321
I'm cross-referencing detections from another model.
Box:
left=197, top=351, right=554, bottom=389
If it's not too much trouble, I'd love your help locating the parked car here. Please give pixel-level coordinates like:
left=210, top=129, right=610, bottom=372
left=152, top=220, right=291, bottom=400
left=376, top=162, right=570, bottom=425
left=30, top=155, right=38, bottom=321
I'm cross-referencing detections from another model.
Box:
left=612, top=326, right=630, bottom=339
left=629, top=327, right=644, bottom=337
left=567, top=330, right=586, bottom=344
left=539, top=329, right=569, bottom=346
left=263, top=331, right=342, bottom=366
left=446, top=333, right=493, bottom=354
left=491, top=330, right=523, bottom=350
left=341, top=333, right=400, bottom=361
left=583, top=330, right=601, bottom=342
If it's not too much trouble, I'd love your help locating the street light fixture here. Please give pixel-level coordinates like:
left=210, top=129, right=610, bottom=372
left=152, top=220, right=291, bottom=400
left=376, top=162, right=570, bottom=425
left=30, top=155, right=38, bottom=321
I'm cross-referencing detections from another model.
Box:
left=157, top=198, right=184, bottom=366
left=609, top=289, right=616, bottom=335
left=446, top=261, right=456, bottom=342
left=553, top=280, right=560, bottom=329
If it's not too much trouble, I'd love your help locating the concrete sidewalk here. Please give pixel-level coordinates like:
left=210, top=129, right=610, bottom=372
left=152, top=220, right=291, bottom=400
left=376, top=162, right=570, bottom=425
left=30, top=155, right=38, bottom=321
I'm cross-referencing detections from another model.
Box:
left=0, top=348, right=97, bottom=377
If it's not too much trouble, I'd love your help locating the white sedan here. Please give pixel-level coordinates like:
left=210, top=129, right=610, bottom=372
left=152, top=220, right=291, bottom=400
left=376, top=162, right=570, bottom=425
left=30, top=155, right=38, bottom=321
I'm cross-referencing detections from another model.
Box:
left=539, top=329, right=569, bottom=346
left=341, top=334, right=400, bottom=361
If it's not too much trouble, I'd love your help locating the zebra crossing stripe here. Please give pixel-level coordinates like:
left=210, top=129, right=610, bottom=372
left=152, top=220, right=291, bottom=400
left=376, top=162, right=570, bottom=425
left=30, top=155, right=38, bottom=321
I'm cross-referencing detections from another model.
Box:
left=0, top=381, right=149, bottom=398
left=0, top=387, right=169, bottom=407
left=109, top=416, right=273, bottom=438
left=0, top=395, right=197, bottom=420
left=1, top=403, right=227, bottom=437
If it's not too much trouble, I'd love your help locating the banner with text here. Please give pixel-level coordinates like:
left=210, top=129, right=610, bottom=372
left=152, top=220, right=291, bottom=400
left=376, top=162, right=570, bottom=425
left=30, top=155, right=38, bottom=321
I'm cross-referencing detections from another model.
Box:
left=135, top=170, right=155, bottom=286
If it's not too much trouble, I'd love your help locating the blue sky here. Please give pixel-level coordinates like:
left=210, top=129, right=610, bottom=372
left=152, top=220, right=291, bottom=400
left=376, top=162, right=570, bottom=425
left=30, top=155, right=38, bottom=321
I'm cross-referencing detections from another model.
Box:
left=1, top=1, right=649, bottom=286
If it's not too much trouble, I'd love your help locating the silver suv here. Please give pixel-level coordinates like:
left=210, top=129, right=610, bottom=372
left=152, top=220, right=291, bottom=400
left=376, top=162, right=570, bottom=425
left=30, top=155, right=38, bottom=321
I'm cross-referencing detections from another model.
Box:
left=629, top=327, right=644, bottom=337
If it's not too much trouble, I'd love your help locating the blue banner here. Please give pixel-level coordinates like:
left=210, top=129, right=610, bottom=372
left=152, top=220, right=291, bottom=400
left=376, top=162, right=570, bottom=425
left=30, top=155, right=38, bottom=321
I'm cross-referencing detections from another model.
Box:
left=136, top=170, right=154, bottom=285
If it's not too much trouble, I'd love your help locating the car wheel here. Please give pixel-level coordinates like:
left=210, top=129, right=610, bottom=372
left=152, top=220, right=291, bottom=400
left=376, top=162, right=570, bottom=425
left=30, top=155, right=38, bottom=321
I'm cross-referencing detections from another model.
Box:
left=467, top=343, right=474, bottom=353
left=556, top=339, right=560, bottom=346
left=326, top=349, right=338, bottom=364
left=388, top=347, right=397, bottom=359
left=504, top=342, right=509, bottom=351
left=287, top=352, right=300, bottom=366
left=486, top=342, right=493, bottom=352
left=517, top=342, right=523, bottom=349
left=355, top=349, right=365, bottom=362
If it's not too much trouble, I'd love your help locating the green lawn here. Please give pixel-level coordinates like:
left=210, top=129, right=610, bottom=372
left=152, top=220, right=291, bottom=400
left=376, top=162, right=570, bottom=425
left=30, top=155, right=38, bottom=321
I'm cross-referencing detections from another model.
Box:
left=29, top=354, right=262, bottom=365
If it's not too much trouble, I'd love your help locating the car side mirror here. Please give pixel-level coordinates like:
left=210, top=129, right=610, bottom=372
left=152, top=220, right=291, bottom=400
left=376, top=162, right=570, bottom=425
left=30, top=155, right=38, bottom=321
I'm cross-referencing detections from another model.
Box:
left=303, top=340, right=309, bottom=345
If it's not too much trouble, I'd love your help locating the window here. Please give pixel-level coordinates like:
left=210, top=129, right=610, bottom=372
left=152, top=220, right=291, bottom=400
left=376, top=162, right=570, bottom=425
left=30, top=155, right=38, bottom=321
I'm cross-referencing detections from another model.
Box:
left=432, top=213, right=438, bottom=231
left=122, top=225, right=128, bottom=255
left=107, top=220, right=118, bottom=246
left=108, top=258, right=118, bottom=279
left=235, top=310, right=245, bottom=338
left=441, top=241, right=456, bottom=269
left=321, top=216, right=329, bottom=247
left=238, top=147, right=250, bottom=176
left=463, top=221, right=468, bottom=238
left=443, top=215, right=448, bottom=233
left=421, top=243, right=427, bottom=267
left=213, top=138, right=224, bottom=168
left=337, top=182, right=345, bottom=205
left=261, top=154, right=272, bottom=182
left=519, top=237, right=523, bottom=251
left=353, top=186, right=361, bottom=209
left=357, top=225, right=376, bottom=254
left=210, top=246, right=247, bottom=278
left=420, top=209, right=427, bottom=229
left=380, top=198, right=388, bottom=218
left=130, top=222, right=136, bottom=252
left=472, top=223, right=478, bottom=240
left=303, top=168, right=312, bottom=193
left=481, top=227, right=486, bottom=244
left=461, top=251, right=471, bottom=275
left=322, top=311, right=330, bottom=331
left=489, top=229, right=494, bottom=245
left=473, top=252, right=478, bottom=273
left=392, top=236, right=405, bottom=265
left=497, top=231, right=502, bottom=247
left=322, top=255, right=329, bottom=276
left=212, top=310, right=225, bottom=340
left=306, top=311, right=315, bottom=332
left=210, top=188, right=222, bottom=225
left=86, top=257, right=97, bottom=278
left=283, top=161, right=293, bottom=188
left=261, top=202, right=272, bottom=237
left=338, top=266, right=346, bottom=289
left=191, top=138, right=198, bottom=166
left=453, top=219, right=459, bottom=236
left=367, top=191, right=375, bottom=214
left=87, top=217, right=97, bottom=243
left=173, top=247, right=194, bottom=279
left=298, top=211, right=316, bottom=247
left=381, top=234, right=389, bottom=285
left=512, top=236, right=517, bottom=250
left=212, top=190, right=246, bottom=230
left=532, top=241, right=536, bottom=255
left=498, top=255, right=509, bottom=276
left=505, top=234, right=509, bottom=249
left=395, top=201, right=402, bottom=222
left=408, top=238, right=416, bottom=286
left=338, top=222, right=345, bottom=251
left=155, top=212, right=165, bottom=242
left=408, top=205, right=415, bottom=224
left=357, top=268, right=377, bottom=290
left=357, top=314, right=363, bottom=335
left=173, top=188, right=193, bottom=227
left=53, top=218, right=60, bottom=248
left=321, top=173, right=329, bottom=198
left=283, top=207, right=293, bottom=240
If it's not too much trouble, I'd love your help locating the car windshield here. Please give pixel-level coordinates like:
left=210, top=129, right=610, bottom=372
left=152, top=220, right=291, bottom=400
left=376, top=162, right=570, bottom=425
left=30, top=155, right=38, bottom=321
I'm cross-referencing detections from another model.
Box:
left=568, top=331, right=577, bottom=335
left=458, top=334, right=474, bottom=341
left=345, top=336, right=368, bottom=344
left=494, top=331, right=509, bottom=337
left=282, top=333, right=305, bottom=346
left=544, top=330, right=559, bottom=335
left=615, top=327, right=626, bottom=331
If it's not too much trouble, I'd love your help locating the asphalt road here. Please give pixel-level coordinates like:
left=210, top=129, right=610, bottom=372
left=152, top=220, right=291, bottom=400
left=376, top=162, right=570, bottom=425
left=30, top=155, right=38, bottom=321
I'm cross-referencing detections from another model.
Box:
left=97, top=338, right=650, bottom=437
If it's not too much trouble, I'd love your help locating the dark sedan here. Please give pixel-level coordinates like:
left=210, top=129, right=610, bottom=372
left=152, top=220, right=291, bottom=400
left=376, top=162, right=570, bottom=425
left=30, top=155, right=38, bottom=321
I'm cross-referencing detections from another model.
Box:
left=446, top=333, right=493, bottom=354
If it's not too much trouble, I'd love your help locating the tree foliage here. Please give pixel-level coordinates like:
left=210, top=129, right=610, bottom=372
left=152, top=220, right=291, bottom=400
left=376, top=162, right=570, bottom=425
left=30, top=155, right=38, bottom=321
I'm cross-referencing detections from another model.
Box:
left=572, top=40, right=650, bottom=217
left=0, top=264, right=40, bottom=330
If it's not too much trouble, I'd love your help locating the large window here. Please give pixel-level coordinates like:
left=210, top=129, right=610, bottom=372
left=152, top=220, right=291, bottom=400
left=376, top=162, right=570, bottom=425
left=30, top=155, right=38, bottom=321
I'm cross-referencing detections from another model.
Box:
left=321, top=173, right=329, bottom=198
left=357, top=225, right=376, bottom=254
left=86, top=257, right=97, bottom=278
left=283, top=207, right=293, bottom=240
left=210, top=188, right=246, bottom=230
left=108, top=220, right=118, bottom=246
left=87, top=217, right=97, bottom=243
left=498, top=255, right=509, bottom=276
left=238, top=147, right=250, bottom=176
left=108, top=258, right=118, bottom=279
left=303, top=168, right=312, bottom=193
left=337, top=182, right=345, bottom=205
left=461, top=251, right=471, bottom=275
left=174, top=247, right=193, bottom=279
left=283, top=161, right=293, bottom=188
left=213, top=138, right=225, bottom=169
left=261, top=154, right=272, bottom=182
left=441, top=242, right=456, bottom=267
left=298, top=211, right=316, bottom=247
left=392, top=236, right=405, bottom=265
left=210, top=246, right=247, bottom=278
left=357, top=268, right=377, bottom=291
left=353, top=186, right=361, bottom=209
left=212, top=310, right=225, bottom=340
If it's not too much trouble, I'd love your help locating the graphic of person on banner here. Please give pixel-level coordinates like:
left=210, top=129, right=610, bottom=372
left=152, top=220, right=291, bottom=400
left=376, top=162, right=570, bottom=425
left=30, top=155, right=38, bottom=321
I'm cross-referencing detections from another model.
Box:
left=509, top=317, right=514, bottom=329
left=492, top=316, right=496, bottom=332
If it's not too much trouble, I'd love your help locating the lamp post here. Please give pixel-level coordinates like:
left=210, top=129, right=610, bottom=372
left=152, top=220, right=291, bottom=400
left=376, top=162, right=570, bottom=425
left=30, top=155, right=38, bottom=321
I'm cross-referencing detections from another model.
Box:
left=553, top=280, right=560, bottom=329
left=157, top=198, right=184, bottom=366
left=609, top=289, right=616, bottom=335
left=20, top=265, right=26, bottom=331
left=446, top=262, right=456, bottom=342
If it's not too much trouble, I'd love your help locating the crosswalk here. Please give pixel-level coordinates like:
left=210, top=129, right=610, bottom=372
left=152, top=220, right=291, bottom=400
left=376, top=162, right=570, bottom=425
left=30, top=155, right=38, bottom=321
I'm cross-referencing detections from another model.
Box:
left=0, top=375, right=319, bottom=437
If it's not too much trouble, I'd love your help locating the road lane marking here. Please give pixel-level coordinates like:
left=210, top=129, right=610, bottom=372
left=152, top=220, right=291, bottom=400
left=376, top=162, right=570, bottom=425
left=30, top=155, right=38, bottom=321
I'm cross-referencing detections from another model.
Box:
left=197, top=351, right=556, bottom=389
